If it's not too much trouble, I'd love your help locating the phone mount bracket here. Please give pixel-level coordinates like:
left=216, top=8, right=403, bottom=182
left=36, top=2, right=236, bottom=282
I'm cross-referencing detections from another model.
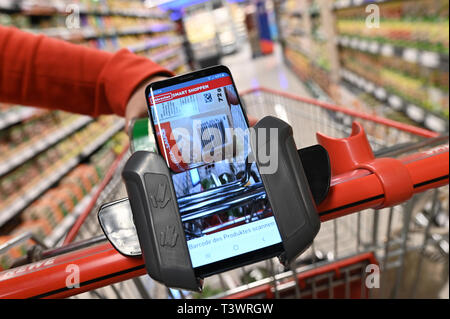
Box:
left=250, top=116, right=322, bottom=265
left=121, top=116, right=329, bottom=291
left=122, top=152, right=202, bottom=291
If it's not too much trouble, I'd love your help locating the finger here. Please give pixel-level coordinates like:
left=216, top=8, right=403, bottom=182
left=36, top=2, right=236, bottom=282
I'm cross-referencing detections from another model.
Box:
left=247, top=115, right=258, bottom=127
left=225, top=87, right=239, bottom=106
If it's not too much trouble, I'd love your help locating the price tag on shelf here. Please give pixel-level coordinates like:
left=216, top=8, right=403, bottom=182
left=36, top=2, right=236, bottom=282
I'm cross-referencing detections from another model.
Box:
left=388, top=95, right=403, bottom=111
left=369, top=41, right=379, bottom=54
left=374, top=87, right=387, bottom=100
left=347, top=72, right=356, bottom=84
left=81, top=27, right=97, bottom=38
left=381, top=44, right=394, bottom=57
left=425, top=114, right=447, bottom=132
left=402, top=48, right=418, bottom=64
left=359, top=40, right=369, bottom=51
left=356, top=77, right=366, bottom=89
left=406, top=104, right=425, bottom=123
left=420, top=51, right=440, bottom=69
left=3, top=111, right=15, bottom=124
left=364, top=82, right=375, bottom=93
left=0, top=197, right=26, bottom=226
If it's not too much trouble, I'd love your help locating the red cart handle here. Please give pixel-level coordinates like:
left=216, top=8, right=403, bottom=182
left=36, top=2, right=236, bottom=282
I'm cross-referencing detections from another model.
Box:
left=318, top=122, right=413, bottom=208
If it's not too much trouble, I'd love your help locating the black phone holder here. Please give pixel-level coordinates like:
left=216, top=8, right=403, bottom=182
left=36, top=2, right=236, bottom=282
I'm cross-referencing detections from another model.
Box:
left=122, top=116, right=330, bottom=291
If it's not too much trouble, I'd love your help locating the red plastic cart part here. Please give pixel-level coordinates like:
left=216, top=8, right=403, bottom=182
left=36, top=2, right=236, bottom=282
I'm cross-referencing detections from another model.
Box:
left=0, top=142, right=447, bottom=299
left=0, top=242, right=146, bottom=299
left=317, top=143, right=448, bottom=222
left=223, top=252, right=378, bottom=299
left=318, top=122, right=414, bottom=208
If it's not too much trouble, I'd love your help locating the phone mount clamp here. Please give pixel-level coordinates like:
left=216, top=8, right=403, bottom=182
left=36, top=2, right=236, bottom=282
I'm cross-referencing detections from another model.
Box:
left=121, top=116, right=330, bottom=291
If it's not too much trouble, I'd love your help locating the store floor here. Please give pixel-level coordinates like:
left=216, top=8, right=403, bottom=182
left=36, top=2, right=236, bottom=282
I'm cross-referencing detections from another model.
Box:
left=222, top=42, right=310, bottom=97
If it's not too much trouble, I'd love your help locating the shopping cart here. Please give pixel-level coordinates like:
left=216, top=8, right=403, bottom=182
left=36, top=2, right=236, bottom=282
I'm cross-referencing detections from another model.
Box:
left=0, top=87, right=447, bottom=299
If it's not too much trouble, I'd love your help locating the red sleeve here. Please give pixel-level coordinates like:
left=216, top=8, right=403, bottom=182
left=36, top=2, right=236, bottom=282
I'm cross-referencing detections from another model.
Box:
left=0, top=26, right=175, bottom=117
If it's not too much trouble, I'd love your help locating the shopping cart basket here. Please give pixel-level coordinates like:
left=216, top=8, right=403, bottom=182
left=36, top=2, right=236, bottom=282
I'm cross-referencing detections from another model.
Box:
left=0, top=87, right=447, bottom=299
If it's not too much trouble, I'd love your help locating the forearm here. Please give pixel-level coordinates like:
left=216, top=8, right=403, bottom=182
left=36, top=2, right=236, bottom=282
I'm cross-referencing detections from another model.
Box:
left=0, top=26, right=173, bottom=117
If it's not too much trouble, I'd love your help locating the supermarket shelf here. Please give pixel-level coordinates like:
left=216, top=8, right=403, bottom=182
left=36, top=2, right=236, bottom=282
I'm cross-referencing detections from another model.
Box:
left=127, top=36, right=179, bottom=53
left=24, top=23, right=174, bottom=41
left=283, top=53, right=332, bottom=102
left=285, top=40, right=332, bottom=73
left=80, top=8, right=166, bottom=19
left=284, top=40, right=311, bottom=60
left=0, top=157, right=78, bottom=227
left=0, top=116, right=92, bottom=177
left=43, top=184, right=100, bottom=247
left=333, top=0, right=393, bottom=10
left=280, top=6, right=319, bottom=18
left=79, top=120, right=124, bottom=157
left=0, top=119, right=125, bottom=227
left=340, top=68, right=449, bottom=132
left=0, top=107, right=40, bottom=131
left=338, top=35, right=449, bottom=71
left=1, top=1, right=166, bottom=19
left=152, top=46, right=181, bottom=63
left=164, top=57, right=186, bottom=72
left=118, top=23, right=174, bottom=36
left=284, top=42, right=333, bottom=93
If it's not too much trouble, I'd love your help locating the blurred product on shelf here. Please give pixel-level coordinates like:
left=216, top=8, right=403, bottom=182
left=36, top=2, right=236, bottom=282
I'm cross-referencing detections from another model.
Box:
left=245, top=3, right=262, bottom=58
left=255, top=0, right=275, bottom=55
left=279, top=0, right=339, bottom=98
left=0, top=0, right=187, bottom=72
left=0, top=129, right=128, bottom=270
left=279, top=0, right=449, bottom=131
left=183, top=5, right=222, bottom=68
left=340, top=47, right=449, bottom=118
left=335, top=0, right=449, bottom=54
left=0, top=116, right=119, bottom=215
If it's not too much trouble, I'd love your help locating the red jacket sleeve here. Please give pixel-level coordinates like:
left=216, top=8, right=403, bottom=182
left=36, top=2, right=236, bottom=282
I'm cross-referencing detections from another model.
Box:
left=0, top=26, right=174, bottom=117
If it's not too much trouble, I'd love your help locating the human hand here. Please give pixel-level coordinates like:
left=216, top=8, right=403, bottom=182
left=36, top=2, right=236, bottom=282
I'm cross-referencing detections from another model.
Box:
left=124, top=75, right=169, bottom=132
left=224, top=87, right=258, bottom=127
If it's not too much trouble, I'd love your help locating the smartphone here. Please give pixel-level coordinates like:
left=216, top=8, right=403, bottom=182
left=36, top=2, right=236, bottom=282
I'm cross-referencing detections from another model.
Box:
left=145, top=65, right=283, bottom=278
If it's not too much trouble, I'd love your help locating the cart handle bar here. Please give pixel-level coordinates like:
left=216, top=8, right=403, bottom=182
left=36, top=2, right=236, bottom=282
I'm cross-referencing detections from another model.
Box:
left=0, top=140, right=447, bottom=298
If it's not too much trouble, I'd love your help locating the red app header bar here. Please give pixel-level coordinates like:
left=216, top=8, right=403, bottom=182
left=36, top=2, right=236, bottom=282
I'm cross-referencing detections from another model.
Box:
left=148, top=76, right=233, bottom=105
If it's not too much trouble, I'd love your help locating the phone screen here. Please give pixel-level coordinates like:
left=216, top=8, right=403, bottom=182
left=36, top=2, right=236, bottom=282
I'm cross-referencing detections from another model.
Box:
left=147, top=66, right=283, bottom=276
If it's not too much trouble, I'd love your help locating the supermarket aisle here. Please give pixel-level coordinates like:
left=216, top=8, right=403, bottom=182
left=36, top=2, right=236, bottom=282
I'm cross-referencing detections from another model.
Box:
left=223, top=42, right=333, bottom=148
left=222, top=43, right=310, bottom=97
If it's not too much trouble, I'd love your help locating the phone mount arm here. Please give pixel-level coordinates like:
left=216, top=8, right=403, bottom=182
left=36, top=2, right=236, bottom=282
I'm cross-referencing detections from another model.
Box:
left=120, top=116, right=330, bottom=291
left=250, top=116, right=324, bottom=265
left=122, top=152, right=202, bottom=291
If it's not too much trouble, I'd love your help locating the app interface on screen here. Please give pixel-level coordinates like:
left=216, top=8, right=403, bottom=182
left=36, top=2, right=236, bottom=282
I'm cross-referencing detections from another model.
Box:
left=148, top=72, right=282, bottom=268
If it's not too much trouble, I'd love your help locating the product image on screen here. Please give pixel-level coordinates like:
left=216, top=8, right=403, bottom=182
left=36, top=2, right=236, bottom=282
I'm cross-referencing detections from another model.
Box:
left=148, top=71, right=282, bottom=272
